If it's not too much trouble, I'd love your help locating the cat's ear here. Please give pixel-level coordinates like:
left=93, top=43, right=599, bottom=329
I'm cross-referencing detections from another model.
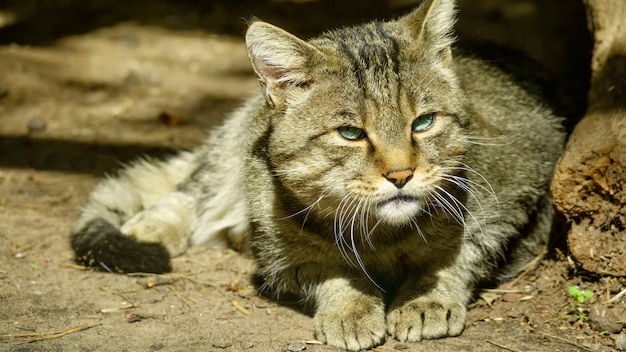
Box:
left=246, top=21, right=319, bottom=110
left=400, top=0, right=456, bottom=60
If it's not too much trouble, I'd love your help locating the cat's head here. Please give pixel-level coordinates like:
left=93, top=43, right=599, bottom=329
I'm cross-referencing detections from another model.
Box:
left=246, top=0, right=470, bottom=230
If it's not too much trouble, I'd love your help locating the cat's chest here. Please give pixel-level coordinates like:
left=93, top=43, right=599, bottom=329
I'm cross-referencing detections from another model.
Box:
left=279, top=214, right=463, bottom=276
left=341, top=229, right=460, bottom=274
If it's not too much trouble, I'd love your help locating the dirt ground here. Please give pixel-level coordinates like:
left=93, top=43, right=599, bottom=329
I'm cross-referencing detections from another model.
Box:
left=0, top=1, right=624, bottom=351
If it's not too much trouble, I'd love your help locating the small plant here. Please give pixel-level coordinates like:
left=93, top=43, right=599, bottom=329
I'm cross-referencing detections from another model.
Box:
left=567, top=286, right=594, bottom=322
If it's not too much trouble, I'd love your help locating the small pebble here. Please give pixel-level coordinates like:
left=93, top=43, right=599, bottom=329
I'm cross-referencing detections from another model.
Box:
left=212, top=341, right=232, bottom=349
left=394, top=343, right=409, bottom=350
left=589, top=304, right=623, bottom=333
left=27, top=118, right=47, bottom=133
left=149, top=343, right=165, bottom=351
left=240, top=341, right=254, bottom=349
left=286, top=342, right=307, bottom=351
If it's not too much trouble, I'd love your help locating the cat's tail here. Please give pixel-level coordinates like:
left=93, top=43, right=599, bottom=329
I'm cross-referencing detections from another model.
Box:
left=71, top=218, right=172, bottom=273
left=71, top=152, right=196, bottom=274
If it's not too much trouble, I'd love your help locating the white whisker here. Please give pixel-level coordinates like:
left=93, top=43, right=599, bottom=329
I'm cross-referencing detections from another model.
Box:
left=348, top=206, right=384, bottom=292
left=280, top=192, right=325, bottom=221
left=340, top=196, right=360, bottom=236
left=441, top=160, right=498, bottom=203
left=366, top=218, right=382, bottom=246
left=431, top=187, right=465, bottom=228
left=409, top=218, right=427, bottom=244
left=463, top=135, right=511, bottom=147
left=439, top=175, right=487, bottom=226
left=332, top=192, right=384, bottom=292
left=360, top=197, right=376, bottom=250
left=334, top=195, right=355, bottom=267
left=433, top=184, right=486, bottom=242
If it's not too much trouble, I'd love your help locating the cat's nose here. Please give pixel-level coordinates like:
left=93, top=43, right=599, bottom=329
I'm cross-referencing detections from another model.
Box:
left=384, top=169, right=414, bottom=188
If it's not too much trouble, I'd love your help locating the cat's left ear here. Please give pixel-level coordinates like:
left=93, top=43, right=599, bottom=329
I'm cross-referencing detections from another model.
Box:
left=400, top=0, right=456, bottom=62
left=246, top=21, right=320, bottom=110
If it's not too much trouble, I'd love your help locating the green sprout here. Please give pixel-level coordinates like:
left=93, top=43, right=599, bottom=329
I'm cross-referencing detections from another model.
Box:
left=567, top=286, right=594, bottom=322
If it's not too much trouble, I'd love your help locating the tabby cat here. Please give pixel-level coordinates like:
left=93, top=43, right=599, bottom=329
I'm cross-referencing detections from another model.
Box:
left=71, top=0, right=565, bottom=349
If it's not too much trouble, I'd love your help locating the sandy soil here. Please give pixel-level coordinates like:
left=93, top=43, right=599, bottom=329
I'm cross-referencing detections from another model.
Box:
left=0, top=1, right=624, bottom=351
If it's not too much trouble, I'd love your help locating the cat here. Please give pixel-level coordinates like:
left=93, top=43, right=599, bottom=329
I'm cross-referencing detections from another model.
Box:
left=71, top=0, right=565, bottom=350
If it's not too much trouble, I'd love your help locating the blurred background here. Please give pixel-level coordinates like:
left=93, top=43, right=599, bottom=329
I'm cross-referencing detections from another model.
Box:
left=0, top=0, right=591, bottom=173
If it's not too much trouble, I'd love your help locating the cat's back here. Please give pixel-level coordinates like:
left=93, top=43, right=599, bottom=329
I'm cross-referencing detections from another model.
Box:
left=452, top=44, right=565, bottom=207
left=454, top=43, right=560, bottom=128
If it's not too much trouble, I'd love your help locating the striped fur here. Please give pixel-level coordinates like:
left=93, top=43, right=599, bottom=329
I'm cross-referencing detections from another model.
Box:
left=72, top=0, right=564, bottom=350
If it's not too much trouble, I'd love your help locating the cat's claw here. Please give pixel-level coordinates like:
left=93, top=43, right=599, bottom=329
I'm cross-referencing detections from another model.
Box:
left=314, top=302, right=386, bottom=351
left=387, top=294, right=466, bottom=342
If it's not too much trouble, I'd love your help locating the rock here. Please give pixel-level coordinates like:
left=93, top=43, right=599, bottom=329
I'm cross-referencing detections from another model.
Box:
left=588, top=304, right=623, bottom=333
left=239, top=341, right=254, bottom=349
left=551, top=0, right=626, bottom=277
left=212, top=340, right=232, bottom=349
left=27, top=117, right=47, bottom=133
left=149, top=342, right=165, bottom=351
left=286, top=342, right=307, bottom=351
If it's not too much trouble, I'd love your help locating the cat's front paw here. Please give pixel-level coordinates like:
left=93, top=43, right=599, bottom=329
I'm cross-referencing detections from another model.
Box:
left=314, top=299, right=386, bottom=351
left=387, top=291, right=466, bottom=342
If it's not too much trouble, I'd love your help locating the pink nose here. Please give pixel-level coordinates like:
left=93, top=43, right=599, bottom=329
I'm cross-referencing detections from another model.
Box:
left=384, top=169, right=414, bottom=188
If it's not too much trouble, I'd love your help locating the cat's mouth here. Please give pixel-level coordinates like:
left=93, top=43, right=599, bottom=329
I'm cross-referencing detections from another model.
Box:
left=383, top=195, right=419, bottom=204
left=376, top=194, right=422, bottom=225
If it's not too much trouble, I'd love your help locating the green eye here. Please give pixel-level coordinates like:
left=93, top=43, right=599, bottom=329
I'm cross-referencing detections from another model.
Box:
left=337, top=126, right=367, bottom=140
left=412, top=113, right=436, bottom=132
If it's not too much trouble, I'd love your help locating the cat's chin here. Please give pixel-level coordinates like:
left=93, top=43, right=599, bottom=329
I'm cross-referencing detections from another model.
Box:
left=376, top=196, right=422, bottom=226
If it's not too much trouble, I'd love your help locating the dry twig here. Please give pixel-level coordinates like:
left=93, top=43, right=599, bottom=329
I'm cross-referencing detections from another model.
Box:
left=541, top=333, right=594, bottom=351
left=232, top=300, right=250, bottom=315
left=485, top=340, right=522, bottom=352
left=608, top=287, right=626, bottom=303
left=0, top=319, right=101, bottom=343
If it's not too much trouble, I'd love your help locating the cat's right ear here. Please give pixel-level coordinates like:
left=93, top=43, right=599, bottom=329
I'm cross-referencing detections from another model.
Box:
left=401, top=0, right=456, bottom=62
left=246, top=21, right=319, bottom=110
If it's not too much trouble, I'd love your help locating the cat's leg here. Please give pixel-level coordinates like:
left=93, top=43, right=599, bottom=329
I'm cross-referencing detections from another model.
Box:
left=311, top=277, right=386, bottom=351
left=266, top=262, right=386, bottom=350
left=495, top=194, right=554, bottom=280
left=387, top=194, right=554, bottom=341
left=119, top=191, right=196, bottom=257
left=72, top=152, right=197, bottom=273
left=386, top=270, right=469, bottom=341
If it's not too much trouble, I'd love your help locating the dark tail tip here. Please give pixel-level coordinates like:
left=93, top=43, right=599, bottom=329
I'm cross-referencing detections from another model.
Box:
left=71, top=218, right=172, bottom=273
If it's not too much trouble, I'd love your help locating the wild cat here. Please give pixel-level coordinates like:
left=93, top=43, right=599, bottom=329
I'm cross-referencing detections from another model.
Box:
left=71, top=0, right=565, bottom=350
